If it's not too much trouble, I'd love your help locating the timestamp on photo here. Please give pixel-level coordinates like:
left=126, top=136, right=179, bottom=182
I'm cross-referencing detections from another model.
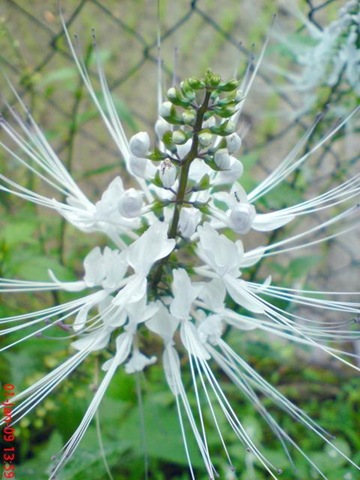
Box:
left=2, top=384, right=16, bottom=479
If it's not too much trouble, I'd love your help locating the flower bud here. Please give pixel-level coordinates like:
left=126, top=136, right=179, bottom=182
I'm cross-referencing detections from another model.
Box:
left=118, top=188, right=143, bottom=218
left=179, top=207, right=201, bottom=238
left=159, top=159, right=177, bottom=188
left=226, top=132, right=242, bottom=154
left=129, top=132, right=150, bottom=157
left=180, top=80, right=196, bottom=100
left=129, top=155, right=147, bottom=178
left=187, top=77, right=204, bottom=89
left=229, top=203, right=256, bottom=234
left=208, top=72, right=221, bottom=88
left=214, top=148, right=231, bottom=170
left=182, top=110, right=196, bottom=126
left=216, top=156, right=243, bottom=184
left=223, top=121, right=236, bottom=135
left=172, top=130, right=187, bottom=145
left=218, top=79, right=239, bottom=92
left=129, top=155, right=156, bottom=179
left=199, top=132, right=213, bottom=147
left=159, top=101, right=174, bottom=118
left=155, top=117, right=171, bottom=139
left=176, top=139, right=192, bottom=159
left=203, top=116, right=216, bottom=128
left=167, top=87, right=190, bottom=107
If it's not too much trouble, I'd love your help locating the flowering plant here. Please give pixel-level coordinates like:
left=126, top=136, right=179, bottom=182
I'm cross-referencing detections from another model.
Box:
left=0, top=6, right=359, bottom=480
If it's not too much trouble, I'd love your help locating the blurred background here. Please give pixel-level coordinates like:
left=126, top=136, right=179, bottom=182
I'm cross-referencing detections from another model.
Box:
left=0, top=1, right=359, bottom=479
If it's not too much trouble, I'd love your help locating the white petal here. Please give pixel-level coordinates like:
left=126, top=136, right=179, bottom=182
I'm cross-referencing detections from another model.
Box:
left=112, top=273, right=147, bottom=306
left=252, top=212, right=295, bottom=232
left=146, top=302, right=179, bottom=344
left=127, top=221, right=175, bottom=275
left=180, top=320, right=211, bottom=360
left=163, top=344, right=181, bottom=395
left=170, top=269, right=202, bottom=321
left=125, top=349, right=157, bottom=374
left=224, top=275, right=266, bottom=314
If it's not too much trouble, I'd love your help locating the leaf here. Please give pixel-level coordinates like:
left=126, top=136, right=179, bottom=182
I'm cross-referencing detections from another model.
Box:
left=39, top=67, right=78, bottom=87
left=309, top=438, right=351, bottom=473
left=10, top=254, right=77, bottom=282
left=1, top=219, right=38, bottom=247
left=121, top=397, right=204, bottom=467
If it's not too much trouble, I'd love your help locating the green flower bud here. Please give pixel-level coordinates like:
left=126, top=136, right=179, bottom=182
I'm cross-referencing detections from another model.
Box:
left=167, top=87, right=191, bottom=107
left=223, top=120, right=236, bottom=135
left=159, top=101, right=184, bottom=125
left=217, top=79, right=240, bottom=92
left=209, top=120, right=236, bottom=136
left=180, top=80, right=196, bottom=101
left=214, top=106, right=237, bottom=118
left=208, top=73, right=221, bottom=88
left=161, top=130, right=177, bottom=153
left=187, top=77, right=205, bottom=89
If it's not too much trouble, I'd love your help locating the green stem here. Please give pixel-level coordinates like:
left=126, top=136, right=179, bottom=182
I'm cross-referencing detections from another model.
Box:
left=150, top=89, right=212, bottom=290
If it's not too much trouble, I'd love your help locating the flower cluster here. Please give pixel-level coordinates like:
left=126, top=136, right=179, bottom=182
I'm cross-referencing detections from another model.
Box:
left=0, top=15, right=360, bottom=480
left=283, top=0, right=360, bottom=110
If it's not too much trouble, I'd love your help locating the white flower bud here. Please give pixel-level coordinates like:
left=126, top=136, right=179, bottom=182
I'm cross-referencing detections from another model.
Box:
left=129, top=155, right=156, bottom=180
left=214, top=148, right=231, bottom=170
left=167, top=87, right=177, bottom=100
left=176, top=139, right=192, bottom=159
left=129, top=155, right=148, bottom=178
left=179, top=207, right=201, bottom=238
left=159, top=159, right=177, bottom=188
left=199, top=132, right=213, bottom=147
left=129, top=132, right=150, bottom=157
left=118, top=188, right=143, bottom=218
left=172, top=130, right=187, bottom=145
left=226, top=132, right=242, bottom=154
left=155, top=117, right=171, bottom=139
left=229, top=203, right=256, bottom=234
left=223, top=121, right=236, bottom=135
left=159, top=101, right=173, bottom=118
left=182, top=110, right=196, bottom=125
left=216, top=156, right=243, bottom=184
left=202, top=116, right=216, bottom=129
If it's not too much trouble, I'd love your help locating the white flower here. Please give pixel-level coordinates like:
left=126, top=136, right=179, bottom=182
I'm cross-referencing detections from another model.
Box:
left=229, top=202, right=257, bottom=234
left=179, top=207, right=201, bottom=238
left=118, top=188, right=144, bottom=218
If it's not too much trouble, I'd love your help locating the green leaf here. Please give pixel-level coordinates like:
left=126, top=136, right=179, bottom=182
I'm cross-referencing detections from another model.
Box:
left=38, top=67, right=78, bottom=87
left=1, top=219, right=38, bottom=247
left=121, top=397, right=203, bottom=467
left=11, top=254, right=77, bottom=282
